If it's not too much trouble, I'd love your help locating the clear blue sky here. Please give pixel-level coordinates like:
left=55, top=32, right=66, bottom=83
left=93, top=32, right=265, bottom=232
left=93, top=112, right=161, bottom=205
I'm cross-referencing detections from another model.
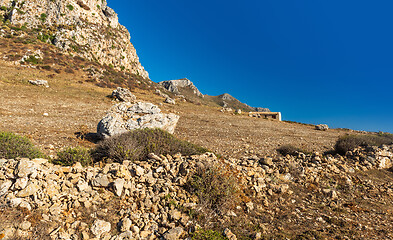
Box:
left=109, top=0, right=393, bottom=133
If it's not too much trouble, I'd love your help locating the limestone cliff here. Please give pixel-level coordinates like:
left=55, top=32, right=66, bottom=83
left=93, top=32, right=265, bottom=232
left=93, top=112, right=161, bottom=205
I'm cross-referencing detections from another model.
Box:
left=0, top=0, right=148, bottom=78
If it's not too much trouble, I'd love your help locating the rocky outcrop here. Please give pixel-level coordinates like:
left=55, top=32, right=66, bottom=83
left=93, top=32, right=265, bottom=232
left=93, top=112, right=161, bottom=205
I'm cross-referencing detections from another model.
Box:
left=316, top=124, right=329, bottom=131
left=111, top=87, right=136, bottom=102
left=254, top=107, right=271, bottom=112
left=97, top=102, right=180, bottom=138
left=159, top=78, right=203, bottom=97
left=0, top=0, right=148, bottom=78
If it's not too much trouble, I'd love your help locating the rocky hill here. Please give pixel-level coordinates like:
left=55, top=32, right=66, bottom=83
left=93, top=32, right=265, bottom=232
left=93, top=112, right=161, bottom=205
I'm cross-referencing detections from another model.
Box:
left=159, top=78, right=271, bottom=112
left=0, top=0, right=148, bottom=78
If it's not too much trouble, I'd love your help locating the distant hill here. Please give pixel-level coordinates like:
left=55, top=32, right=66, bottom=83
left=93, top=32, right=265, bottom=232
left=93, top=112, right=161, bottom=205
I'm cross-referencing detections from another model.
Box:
left=159, top=78, right=270, bottom=112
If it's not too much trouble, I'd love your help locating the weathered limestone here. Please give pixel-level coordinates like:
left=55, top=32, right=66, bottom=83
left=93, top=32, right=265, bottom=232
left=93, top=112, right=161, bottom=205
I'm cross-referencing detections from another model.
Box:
left=97, top=102, right=180, bottom=138
left=1, top=0, right=148, bottom=78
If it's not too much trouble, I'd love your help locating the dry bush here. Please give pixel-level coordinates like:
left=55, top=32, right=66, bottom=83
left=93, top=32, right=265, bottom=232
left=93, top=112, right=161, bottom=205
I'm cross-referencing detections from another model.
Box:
left=335, top=133, right=393, bottom=155
left=277, top=144, right=307, bottom=156
left=92, top=128, right=209, bottom=163
left=186, top=162, right=241, bottom=229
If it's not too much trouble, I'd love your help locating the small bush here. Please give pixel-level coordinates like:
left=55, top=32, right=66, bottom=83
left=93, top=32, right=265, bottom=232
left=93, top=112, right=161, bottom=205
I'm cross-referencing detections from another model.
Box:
left=0, top=131, right=45, bottom=159
left=66, top=4, right=74, bottom=11
left=186, top=162, right=240, bottom=215
left=335, top=134, right=393, bottom=155
left=40, top=13, right=47, bottom=22
left=277, top=144, right=307, bottom=156
left=192, top=229, right=228, bottom=240
left=92, top=128, right=209, bottom=163
left=54, top=147, right=92, bottom=166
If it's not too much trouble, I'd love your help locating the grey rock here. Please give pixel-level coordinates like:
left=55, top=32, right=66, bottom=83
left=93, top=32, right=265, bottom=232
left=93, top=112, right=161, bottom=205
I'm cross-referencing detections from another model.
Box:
left=16, top=159, right=38, bottom=178
left=92, top=174, right=110, bottom=187
left=119, top=218, right=132, bottom=232
left=114, top=178, right=125, bottom=197
left=14, top=177, right=28, bottom=190
left=112, top=87, right=136, bottom=102
left=16, top=183, right=40, bottom=197
left=254, top=107, right=271, bottom=112
left=91, top=219, right=111, bottom=237
left=159, top=78, right=203, bottom=97
left=315, top=124, right=329, bottom=131
left=163, top=227, right=184, bottom=240
left=28, top=80, right=49, bottom=87
left=97, top=102, right=180, bottom=138
left=224, top=228, right=237, bottom=240
left=164, top=97, right=176, bottom=105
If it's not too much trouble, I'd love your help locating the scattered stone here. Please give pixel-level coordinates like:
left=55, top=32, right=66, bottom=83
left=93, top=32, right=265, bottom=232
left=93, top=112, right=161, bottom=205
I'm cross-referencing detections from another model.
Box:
left=92, top=174, right=110, bottom=187
left=163, top=227, right=184, bottom=240
left=164, top=97, right=176, bottom=105
left=28, top=80, right=49, bottom=87
left=119, top=218, right=132, bottom=232
left=16, top=183, right=40, bottom=197
left=91, top=219, right=111, bottom=237
left=114, top=178, right=125, bottom=196
left=224, top=228, right=237, bottom=240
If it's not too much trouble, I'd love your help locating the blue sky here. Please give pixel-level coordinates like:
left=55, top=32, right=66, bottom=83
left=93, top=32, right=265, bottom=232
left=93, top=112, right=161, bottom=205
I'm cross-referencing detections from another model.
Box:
left=109, top=0, right=393, bottom=133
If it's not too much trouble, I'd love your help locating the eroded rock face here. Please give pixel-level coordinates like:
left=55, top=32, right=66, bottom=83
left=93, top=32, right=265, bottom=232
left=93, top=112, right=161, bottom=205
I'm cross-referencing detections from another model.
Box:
left=97, top=102, right=180, bottom=138
left=1, top=0, right=148, bottom=78
left=159, top=78, right=204, bottom=97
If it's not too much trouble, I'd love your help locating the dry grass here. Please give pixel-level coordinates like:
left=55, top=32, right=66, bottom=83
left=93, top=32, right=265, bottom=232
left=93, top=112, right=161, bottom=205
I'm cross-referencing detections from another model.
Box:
left=93, top=128, right=209, bottom=163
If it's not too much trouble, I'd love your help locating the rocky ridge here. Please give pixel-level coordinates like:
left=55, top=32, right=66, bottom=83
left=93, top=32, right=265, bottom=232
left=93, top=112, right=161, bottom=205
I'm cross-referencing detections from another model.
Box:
left=1, top=144, right=393, bottom=239
left=0, top=0, right=148, bottom=78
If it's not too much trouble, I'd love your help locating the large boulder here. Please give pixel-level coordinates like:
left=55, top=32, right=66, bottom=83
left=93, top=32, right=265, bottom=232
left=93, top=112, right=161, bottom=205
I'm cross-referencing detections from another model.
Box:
left=97, top=102, right=180, bottom=139
left=111, top=87, right=136, bottom=102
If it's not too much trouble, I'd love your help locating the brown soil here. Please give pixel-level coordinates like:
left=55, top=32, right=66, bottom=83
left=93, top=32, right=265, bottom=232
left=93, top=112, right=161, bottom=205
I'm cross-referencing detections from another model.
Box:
left=0, top=61, right=354, bottom=158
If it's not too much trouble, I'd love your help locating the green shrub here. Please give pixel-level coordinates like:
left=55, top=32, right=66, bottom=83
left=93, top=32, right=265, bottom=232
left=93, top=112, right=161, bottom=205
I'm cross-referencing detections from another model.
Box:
left=192, top=229, right=228, bottom=240
left=335, top=134, right=393, bottom=155
left=0, top=131, right=45, bottom=159
left=277, top=144, right=307, bottom=156
left=66, top=4, right=74, bottom=11
left=53, top=147, right=92, bottom=166
left=186, top=162, right=240, bottom=214
left=92, top=128, right=209, bottom=163
left=40, top=13, right=47, bottom=22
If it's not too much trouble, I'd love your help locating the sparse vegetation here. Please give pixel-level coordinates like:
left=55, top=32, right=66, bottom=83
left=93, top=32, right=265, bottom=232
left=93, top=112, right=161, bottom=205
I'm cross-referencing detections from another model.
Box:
left=92, top=128, right=209, bottom=163
left=186, top=162, right=240, bottom=216
left=191, top=229, right=228, bottom=240
left=277, top=144, right=308, bottom=156
left=53, top=147, right=93, bottom=166
left=335, top=133, right=393, bottom=155
left=0, top=131, right=45, bottom=159
left=66, top=4, right=74, bottom=11
left=40, top=13, right=47, bottom=22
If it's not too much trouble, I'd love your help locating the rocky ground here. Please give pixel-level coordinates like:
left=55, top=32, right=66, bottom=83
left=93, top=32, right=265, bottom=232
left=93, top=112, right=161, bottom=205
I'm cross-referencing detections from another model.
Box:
left=1, top=144, right=393, bottom=239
